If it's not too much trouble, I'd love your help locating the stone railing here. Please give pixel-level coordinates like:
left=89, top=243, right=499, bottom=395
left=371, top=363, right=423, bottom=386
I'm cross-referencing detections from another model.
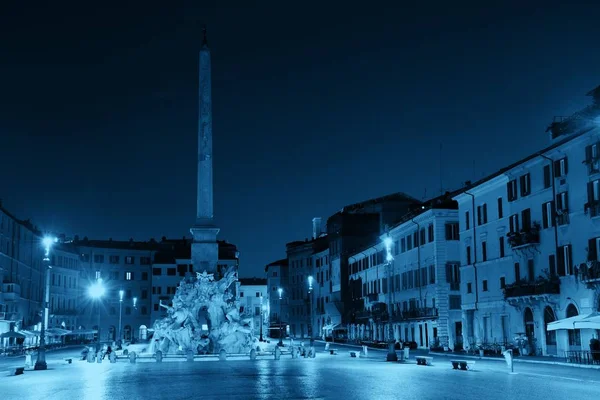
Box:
left=503, top=279, right=560, bottom=299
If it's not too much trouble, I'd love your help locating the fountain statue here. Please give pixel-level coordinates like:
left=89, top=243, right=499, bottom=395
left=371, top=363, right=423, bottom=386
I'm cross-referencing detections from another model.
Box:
left=150, top=265, right=255, bottom=355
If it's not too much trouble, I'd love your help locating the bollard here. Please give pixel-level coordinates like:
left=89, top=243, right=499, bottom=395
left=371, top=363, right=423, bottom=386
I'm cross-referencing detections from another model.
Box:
left=129, top=351, right=137, bottom=364
left=250, top=349, right=257, bottom=360
left=155, top=351, right=163, bottom=363
left=291, top=346, right=298, bottom=359
left=363, top=345, right=368, bottom=357
left=187, top=351, right=194, bottom=362
left=274, top=347, right=281, bottom=360
left=309, top=347, right=316, bottom=358
left=109, top=352, right=117, bottom=363
left=219, top=349, right=227, bottom=361
left=403, top=347, right=409, bottom=360
left=97, top=352, right=103, bottom=363
left=87, top=351, right=95, bottom=363
left=325, top=342, right=330, bottom=351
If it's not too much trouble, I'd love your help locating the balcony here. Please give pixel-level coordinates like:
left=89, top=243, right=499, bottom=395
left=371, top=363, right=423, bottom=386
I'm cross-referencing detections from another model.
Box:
left=580, top=261, right=600, bottom=283
left=391, top=307, right=439, bottom=322
left=503, top=278, right=560, bottom=299
left=507, top=223, right=541, bottom=249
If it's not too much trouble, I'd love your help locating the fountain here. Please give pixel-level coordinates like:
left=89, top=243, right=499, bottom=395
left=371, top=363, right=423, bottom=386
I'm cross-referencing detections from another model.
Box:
left=150, top=265, right=255, bottom=355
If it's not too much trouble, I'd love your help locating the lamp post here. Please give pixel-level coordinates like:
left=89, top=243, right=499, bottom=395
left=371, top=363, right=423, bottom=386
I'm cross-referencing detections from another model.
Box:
left=89, top=278, right=106, bottom=349
left=118, top=290, right=124, bottom=343
left=259, top=295, right=264, bottom=341
left=308, top=276, right=314, bottom=348
left=384, top=236, right=398, bottom=362
left=278, top=288, right=283, bottom=346
left=34, top=236, right=57, bottom=370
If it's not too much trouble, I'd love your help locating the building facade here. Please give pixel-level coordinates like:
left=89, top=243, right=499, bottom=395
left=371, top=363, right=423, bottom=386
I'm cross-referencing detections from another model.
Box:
left=237, top=278, right=268, bottom=338
left=346, top=194, right=462, bottom=349
left=454, top=86, right=600, bottom=357
left=264, top=258, right=288, bottom=337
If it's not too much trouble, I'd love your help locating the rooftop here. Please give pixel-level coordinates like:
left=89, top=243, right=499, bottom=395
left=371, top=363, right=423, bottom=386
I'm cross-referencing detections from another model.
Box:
left=238, top=277, right=267, bottom=286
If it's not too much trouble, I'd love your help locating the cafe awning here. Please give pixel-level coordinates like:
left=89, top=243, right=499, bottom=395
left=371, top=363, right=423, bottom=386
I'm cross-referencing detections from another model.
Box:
left=547, top=312, right=599, bottom=331
left=0, top=331, right=26, bottom=339
left=46, top=328, right=71, bottom=336
left=574, top=315, right=600, bottom=330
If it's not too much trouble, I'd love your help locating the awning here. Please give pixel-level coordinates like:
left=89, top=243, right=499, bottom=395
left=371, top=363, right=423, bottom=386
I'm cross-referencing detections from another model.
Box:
left=19, top=330, right=38, bottom=338
left=45, top=328, right=71, bottom=336
left=1, top=331, right=26, bottom=339
left=574, top=315, right=600, bottom=330
left=547, top=313, right=599, bottom=331
left=66, top=329, right=97, bottom=335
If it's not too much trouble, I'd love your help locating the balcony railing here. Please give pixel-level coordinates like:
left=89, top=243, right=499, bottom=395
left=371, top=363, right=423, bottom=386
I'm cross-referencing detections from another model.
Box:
left=391, top=307, right=439, bottom=322
left=580, top=260, right=600, bottom=282
left=556, top=211, right=570, bottom=226
left=507, top=224, right=541, bottom=249
left=503, top=278, right=560, bottom=299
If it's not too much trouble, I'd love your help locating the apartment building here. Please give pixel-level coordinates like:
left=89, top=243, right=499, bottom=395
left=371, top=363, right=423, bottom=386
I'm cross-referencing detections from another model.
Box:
left=237, top=278, right=268, bottom=337
left=347, top=193, right=462, bottom=349
left=264, top=258, right=288, bottom=337
left=454, top=85, right=600, bottom=356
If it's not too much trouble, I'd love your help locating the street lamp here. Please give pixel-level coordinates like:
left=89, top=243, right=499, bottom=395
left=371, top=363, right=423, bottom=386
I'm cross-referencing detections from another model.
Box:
left=278, top=288, right=283, bottom=346
left=384, top=236, right=398, bottom=362
left=118, top=290, right=124, bottom=343
left=89, top=278, right=106, bottom=349
left=259, top=295, right=264, bottom=341
left=34, top=236, right=57, bottom=370
left=307, top=276, right=314, bottom=349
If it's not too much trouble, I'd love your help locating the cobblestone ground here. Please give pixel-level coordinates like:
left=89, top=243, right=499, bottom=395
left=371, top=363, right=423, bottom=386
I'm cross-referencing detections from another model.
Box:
left=1, top=343, right=599, bottom=400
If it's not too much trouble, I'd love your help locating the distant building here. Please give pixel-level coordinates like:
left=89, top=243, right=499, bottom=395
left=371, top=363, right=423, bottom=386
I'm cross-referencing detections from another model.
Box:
left=237, top=278, right=268, bottom=337
left=0, top=205, right=45, bottom=347
left=347, top=193, right=462, bottom=349
left=48, top=244, right=81, bottom=336
left=264, top=258, right=288, bottom=337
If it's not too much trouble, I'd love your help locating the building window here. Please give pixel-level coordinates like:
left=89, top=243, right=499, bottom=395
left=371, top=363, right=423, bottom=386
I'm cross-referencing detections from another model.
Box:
left=401, top=238, right=406, bottom=252
left=507, top=179, right=518, bottom=202
left=140, top=257, right=151, bottom=265
left=556, top=191, right=569, bottom=225
left=585, top=142, right=600, bottom=174
left=154, top=303, right=159, bottom=311
left=141, top=289, right=148, bottom=299
left=587, top=179, right=600, bottom=217
left=240, top=292, right=244, bottom=297
left=466, top=246, right=471, bottom=265
left=449, top=295, right=461, bottom=310
left=482, top=241, right=487, bottom=262
left=549, top=254, right=556, bottom=276
left=420, top=228, right=426, bottom=245
left=520, top=173, right=531, bottom=196
left=514, top=262, right=521, bottom=282
left=477, top=206, right=482, bottom=226
left=527, top=259, right=535, bottom=282
left=558, top=244, right=573, bottom=276
left=256, top=292, right=260, bottom=297
left=125, top=272, right=133, bottom=280
left=142, top=272, right=148, bottom=281
left=429, top=265, right=435, bottom=284
left=428, top=224, right=434, bottom=242
left=167, top=268, right=176, bottom=276
left=509, top=214, right=519, bottom=233
left=482, top=280, right=488, bottom=292
left=554, top=157, right=568, bottom=178
left=500, top=277, right=506, bottom=289
left=125, top=256, right=135, bottom=265
left=467, top=283, right=472, bottom=294
left=272, top=271, right=278, bottom=277
left=95, top=270, right=101, bottom=280
left=465, top=211, right=470, bottom=230
left=445, top=223, right=459, bottom=240
left=94, top=254, right=104, bottom=263
left=499, top=236, right=505, bottom=258
left=497, top=197, right=503, bottom=219
left=542, top=201, right=555, bottom=229
left=407, top=235, right=413, bottom=250
left=109, top=255, right=119, bottom=264
left=543, top=164, right=552, bottom=188
left=153, top=268, right=161, bottom=276
left=521, top=208, right=532, bottom=230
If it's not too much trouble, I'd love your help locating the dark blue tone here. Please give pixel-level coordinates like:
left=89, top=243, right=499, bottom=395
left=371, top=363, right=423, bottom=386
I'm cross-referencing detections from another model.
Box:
left=1, top=1, right=599, bottom=276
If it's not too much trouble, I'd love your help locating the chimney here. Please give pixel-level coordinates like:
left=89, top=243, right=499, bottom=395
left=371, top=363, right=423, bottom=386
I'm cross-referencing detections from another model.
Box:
left=312, top=217, right=322, bottom=239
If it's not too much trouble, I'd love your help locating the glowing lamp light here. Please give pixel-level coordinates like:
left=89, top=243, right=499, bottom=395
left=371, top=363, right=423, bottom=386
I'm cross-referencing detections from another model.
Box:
left=133, top=297, right=138, bottom=308
left=89, top=279, right=106, bottom=299
left=119, top=290, right=124, bottom=302
left=42, top=236, right=58, bottom=249
left=383, top=237, right=393, bottom=248
left=308, top=275, right=313, bottom=289
left=278, top=288, right=283, bottom=299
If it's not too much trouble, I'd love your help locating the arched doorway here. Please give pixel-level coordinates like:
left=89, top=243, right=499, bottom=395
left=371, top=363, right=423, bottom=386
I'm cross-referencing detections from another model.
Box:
left=524, top=308, right=535, bottom=349
left=544, top=307, right=557, bottom=355
left=124, top=325, right=132, bottom=342
left=139, top=325, right=148, bottom=340
left=566, top=304, right=581, bottom=349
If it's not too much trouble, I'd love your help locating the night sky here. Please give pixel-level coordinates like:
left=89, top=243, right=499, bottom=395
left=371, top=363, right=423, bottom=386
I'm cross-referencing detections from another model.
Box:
left=2, top=1, right=600, bottom=277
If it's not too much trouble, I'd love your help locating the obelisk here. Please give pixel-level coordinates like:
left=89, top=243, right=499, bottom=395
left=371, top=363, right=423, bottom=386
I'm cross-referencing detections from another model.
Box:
left=190, top=27, right=220, bottom=276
